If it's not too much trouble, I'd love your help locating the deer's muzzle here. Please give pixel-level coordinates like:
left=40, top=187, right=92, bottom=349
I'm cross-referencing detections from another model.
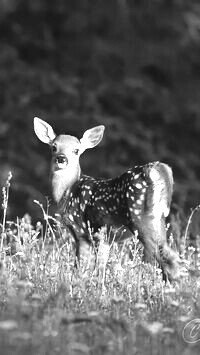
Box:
left=56, top=155, right=68, bottom=164
left=53, top=155, right=68, bottom=170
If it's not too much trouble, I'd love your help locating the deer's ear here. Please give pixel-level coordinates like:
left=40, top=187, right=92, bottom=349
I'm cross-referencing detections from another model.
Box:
left=34, top=117, right=56, bottom=144
left=80, top=125, right=105, bottom=153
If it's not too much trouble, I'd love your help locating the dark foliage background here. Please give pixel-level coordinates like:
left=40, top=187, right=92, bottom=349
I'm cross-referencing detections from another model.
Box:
left=0, top=0, right=200, bottom=224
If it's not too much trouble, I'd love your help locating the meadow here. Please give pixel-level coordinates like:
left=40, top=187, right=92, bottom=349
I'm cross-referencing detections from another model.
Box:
left=1, top=2, right=200, bottom=354
left=0, top=174, right=200, bottom=355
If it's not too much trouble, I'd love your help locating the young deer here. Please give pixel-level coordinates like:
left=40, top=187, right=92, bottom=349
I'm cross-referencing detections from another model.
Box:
left=34, top=117, right=181, bottom=281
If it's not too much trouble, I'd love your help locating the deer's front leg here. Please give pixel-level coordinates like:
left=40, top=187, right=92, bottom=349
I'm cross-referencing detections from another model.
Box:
left=71, top=229, right=96, bottom=271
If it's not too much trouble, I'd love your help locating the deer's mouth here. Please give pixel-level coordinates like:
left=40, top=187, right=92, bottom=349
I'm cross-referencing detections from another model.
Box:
left=53, top=155, right=68, bottom=170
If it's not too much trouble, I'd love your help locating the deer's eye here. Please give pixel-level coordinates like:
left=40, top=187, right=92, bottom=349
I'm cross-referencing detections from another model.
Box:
left=74, top=149, right=79, bottom=155
left=52, top=144, right=57, bottom=153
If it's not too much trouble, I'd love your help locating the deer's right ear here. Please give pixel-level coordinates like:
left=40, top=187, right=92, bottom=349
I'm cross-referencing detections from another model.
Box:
left=34, top=117, right=56, bottom=144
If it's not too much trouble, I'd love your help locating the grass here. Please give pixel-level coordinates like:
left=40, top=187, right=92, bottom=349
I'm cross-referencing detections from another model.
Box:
left=0, top=175, right=200, bottom=354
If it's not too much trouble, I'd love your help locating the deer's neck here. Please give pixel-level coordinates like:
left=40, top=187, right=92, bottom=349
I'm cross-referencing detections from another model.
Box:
left=51, top=166, right=81, bottom=203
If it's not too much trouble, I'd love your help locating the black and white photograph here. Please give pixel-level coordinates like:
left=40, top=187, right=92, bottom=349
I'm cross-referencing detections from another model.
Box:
left=0, top=1, right=200, bottom=354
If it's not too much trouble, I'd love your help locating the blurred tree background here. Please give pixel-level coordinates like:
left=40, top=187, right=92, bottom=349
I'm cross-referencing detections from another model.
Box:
left=0, top=0, right=200, bottom=224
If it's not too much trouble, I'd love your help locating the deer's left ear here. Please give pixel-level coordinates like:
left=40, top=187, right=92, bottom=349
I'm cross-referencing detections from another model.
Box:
left=80, top=125, right=105, bottom=153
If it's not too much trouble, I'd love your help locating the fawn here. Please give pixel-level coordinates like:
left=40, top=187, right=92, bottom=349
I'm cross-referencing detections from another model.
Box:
left=34, top=117, right=181, bottom=281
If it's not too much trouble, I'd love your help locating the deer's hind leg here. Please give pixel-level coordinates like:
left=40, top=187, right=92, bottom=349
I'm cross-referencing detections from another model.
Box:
left=128, top=163, right=180, bottom=281
left=133, top=214, right=180, bottom=281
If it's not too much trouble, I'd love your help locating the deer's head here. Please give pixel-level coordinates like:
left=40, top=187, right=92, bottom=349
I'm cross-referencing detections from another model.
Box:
left=34, top=117, right=105, bottom=203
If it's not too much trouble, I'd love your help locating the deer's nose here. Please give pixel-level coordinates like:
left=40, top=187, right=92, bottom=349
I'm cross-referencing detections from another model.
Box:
left=56, top=155, right=68, bottom=165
